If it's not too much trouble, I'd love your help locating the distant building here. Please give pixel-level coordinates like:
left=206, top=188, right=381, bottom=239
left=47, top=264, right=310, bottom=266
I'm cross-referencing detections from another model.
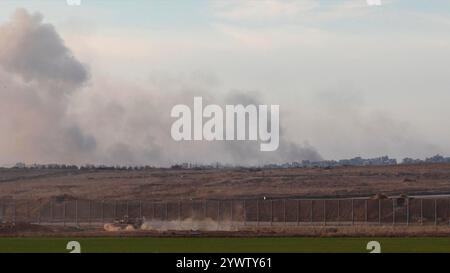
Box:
left=14, top=162, right=26, bottom=168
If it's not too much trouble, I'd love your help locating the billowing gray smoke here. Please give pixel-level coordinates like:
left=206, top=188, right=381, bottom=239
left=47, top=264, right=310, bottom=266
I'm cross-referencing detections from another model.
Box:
left=0, top=9, right=95, bottom=165
left=0, top=9, right=321, bottom=166
left=0, top=9, right=88, bottom=90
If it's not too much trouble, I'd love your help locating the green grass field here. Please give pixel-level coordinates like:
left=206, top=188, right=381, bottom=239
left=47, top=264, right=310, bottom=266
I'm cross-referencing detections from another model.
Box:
left=0, top=237, right=449, bottom=253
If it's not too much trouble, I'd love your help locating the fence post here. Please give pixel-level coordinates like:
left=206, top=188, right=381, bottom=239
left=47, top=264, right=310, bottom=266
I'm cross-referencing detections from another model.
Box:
left=448, top=198, right=450, bottom=227
left=217, top=200, right=221, bottom=224
left=165, top=202, right=169, bottom=221
left=114, top=201, right=117, bottom=219
left=230, top=200, right=233, bottom=223
left=27, top=200, right=30, bottom=222
left=101, top=201, right=104, bottom=224
left=337, top=200, right=340, bottom=224
left=75, top=200, right=78, bottom=226
left=365, top=199, right=368, bottom=224
left=178, top=201, right=181, bottom=222
left=434, top=199, right=437, bottom=226
left=190, top=200, right=194, bottom=220
left=378, top=199, right=381, bottom=225
left=311, top=200, right=314, bottom=224
left=139, top=200, right=142, bottom=220
left=270, top=200, right=273, bottom=226
left=88, top=200, right=92, bottom=226
left=13, top=200, right=16, bottom=225
left=420, top=199, right=424, bottom=225
left=203, top=200, right=207, bottom=219
left=351, top=199, right=354, bottom=225
left=406, top=199, right=410, bottom=226
left=243, top=200, right=247, bottom=226
left=323, top=200, right=326, bottom=226
left=216, top=200, right=220, bottom=230
left=297, top=200, right=300, bottom=226
left=283, top=199, right=287, bottom=225
left=126, top=200, right=129, bottom=217
left=392, top=198, right=395, bottom=226
left=152, top=202, right=155, bottom=220
left=256, top=199, right=260, bottom=226
left=50, top=199, right=53, bottom=223
left=38, top=200, right=41, bottom=224
left=63, top=201, right=66, bottom=227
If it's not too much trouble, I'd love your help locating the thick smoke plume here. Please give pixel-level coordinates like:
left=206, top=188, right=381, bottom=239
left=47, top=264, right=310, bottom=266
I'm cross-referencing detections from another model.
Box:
left=0, top=9, right=321, bottom=166
left=0, top=9, right=88, bottom=91
left=0, top=9, right=95, bottom=165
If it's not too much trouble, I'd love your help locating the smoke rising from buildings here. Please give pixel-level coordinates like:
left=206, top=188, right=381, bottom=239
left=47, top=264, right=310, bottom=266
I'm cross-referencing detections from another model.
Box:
left=0, top=9, right=321, bottom=167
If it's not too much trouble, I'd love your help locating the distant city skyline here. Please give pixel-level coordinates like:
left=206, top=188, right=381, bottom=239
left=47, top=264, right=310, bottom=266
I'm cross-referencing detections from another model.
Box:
left=7, top=154, right=450, bottom=169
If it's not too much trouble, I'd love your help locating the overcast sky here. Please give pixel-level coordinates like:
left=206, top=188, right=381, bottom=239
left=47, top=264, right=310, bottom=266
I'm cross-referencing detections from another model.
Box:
left=0, top=0, right=450, bottom=166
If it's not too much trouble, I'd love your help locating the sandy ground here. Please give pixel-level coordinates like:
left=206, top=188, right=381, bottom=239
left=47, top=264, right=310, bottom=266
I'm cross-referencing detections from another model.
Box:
left=1, top=163, right=450, bottom=203
left=1, top=222, right=449, bottom=237
left=1, top=163, right=449, bottom=236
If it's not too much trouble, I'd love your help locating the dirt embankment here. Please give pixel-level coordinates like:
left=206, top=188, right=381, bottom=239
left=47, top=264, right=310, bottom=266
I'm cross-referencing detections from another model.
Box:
left=1, top=163, right=450, bottom=202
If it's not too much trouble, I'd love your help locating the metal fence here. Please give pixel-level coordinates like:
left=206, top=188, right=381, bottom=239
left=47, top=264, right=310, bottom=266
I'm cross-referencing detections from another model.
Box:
left=1, top=197, right=450, bottom=227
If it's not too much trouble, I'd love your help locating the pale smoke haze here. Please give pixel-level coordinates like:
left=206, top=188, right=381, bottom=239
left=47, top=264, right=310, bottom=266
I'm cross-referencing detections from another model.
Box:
left=1, top=5, right=448, bottom=166
left=0, top=9, right=95, bottom=165
left=0, top=9, right=320, bottom=166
